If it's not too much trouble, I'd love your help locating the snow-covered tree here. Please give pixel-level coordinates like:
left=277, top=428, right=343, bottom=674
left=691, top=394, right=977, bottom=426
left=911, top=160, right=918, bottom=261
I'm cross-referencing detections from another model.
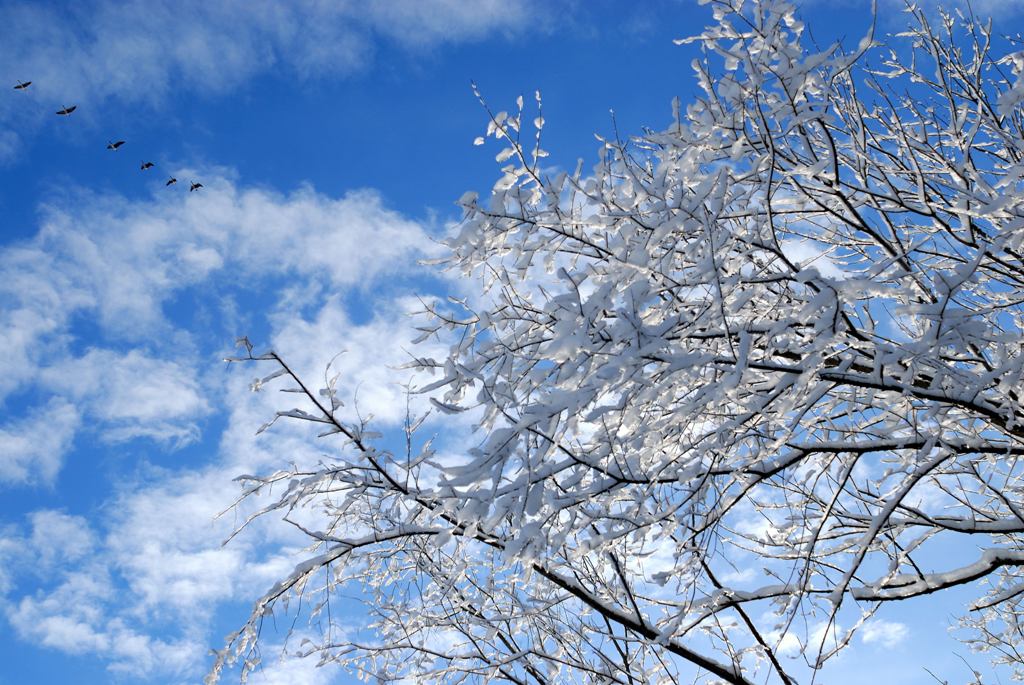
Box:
left=210, top=1, right=1024, bottom=682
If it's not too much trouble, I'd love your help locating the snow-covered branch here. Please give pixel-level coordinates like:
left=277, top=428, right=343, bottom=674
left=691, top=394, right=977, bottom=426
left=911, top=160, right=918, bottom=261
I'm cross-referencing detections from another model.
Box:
left=213, top=1, right=1024, bottom=682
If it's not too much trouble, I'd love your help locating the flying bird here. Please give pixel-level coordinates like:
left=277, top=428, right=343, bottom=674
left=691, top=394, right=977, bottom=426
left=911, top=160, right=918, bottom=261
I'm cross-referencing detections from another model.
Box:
left=107, top=140, right=125, bottom=151
left=189, top=181, right=203, bottom=192
left=166, top=177, right=177, bottom=186
left=56, top=105, right=77, bottom=116
left=140, top=161, right=154, bottom=170
left=13, top=81, right=31, bottom=91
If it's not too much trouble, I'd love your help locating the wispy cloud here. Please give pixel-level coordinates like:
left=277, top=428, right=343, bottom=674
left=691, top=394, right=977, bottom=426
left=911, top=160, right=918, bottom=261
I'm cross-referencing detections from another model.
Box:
left=0, top=0, right=547, bottom=161
left=39, top=349, right=209, bottom=446
left=2, top=296, right=449, bottom=680
left=860, top=618, right=909, bottom=646
left=0, top=398, right=80, bottom=484
left=0, top=156, right=463, bottom=679
left=0, top=173, right=434, bottom=484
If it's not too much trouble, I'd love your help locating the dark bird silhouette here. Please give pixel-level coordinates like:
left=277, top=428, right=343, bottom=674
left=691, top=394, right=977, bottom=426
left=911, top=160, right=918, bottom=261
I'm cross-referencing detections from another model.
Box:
left=189, top=181, right=203, bottom=192
left=140, top=161, right=154, bottom=170
left=13, top=81, right=31, bottom=91
left=166, top=177, right=177, bottom=186
left=56, top=105, right=77, bottom=116
left=107, top=140, right=125, bottom=151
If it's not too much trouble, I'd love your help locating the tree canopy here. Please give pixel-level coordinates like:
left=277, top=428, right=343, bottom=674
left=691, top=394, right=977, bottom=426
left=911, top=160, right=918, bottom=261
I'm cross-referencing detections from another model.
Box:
left=211, top=1, right=1024, bottom=682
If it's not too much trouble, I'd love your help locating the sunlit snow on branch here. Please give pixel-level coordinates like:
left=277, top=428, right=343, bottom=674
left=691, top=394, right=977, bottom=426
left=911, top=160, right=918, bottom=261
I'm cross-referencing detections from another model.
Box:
left=213, top=1, right=1024, bottom=683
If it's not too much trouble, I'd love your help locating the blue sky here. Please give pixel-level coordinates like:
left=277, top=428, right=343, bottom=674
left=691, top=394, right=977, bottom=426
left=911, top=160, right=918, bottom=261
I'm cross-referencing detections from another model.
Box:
left=1, top=1, right=1023, bottom=683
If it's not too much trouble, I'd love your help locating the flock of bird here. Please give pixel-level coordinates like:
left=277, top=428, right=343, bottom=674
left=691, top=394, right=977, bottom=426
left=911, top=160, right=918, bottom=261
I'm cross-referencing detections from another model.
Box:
left=13, top=79, right=203, bottom=192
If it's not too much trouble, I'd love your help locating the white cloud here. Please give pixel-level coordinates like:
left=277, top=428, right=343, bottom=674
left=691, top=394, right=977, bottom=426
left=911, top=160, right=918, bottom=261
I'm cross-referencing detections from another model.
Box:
left=0, top=0, right=546, bottom=161
left=0, top=526, right=21, bottom=595
left=780, top=238, right=847, bottom=280
left=367, top=0, right=538, bottom=47
left=5, top=178, right=432, bottom=346
left=9, top=589, right=203, bottom=677
left=29, top=510, right=96, bottom=568
left=0, top=75, right=466, bottom=677
left=0, top=397, right=80, bottom=484
left=772, top=620, right=846, bottom=659
left=243, top=643, right=344, bottom=685
left=40, top=348, right=210, bottom=445
left=860, top=618, right=909, bottom=646
left=0, top=286, right=456, bottom=679
left=0, top=152, right=461, bottom=676
left=106, top=477, right=247, bottom=616
left=0, top=174, right=435, bottom=484
left=3, top=465, right=309, bottom=678
left=267, top=295, right=446, bottom=426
